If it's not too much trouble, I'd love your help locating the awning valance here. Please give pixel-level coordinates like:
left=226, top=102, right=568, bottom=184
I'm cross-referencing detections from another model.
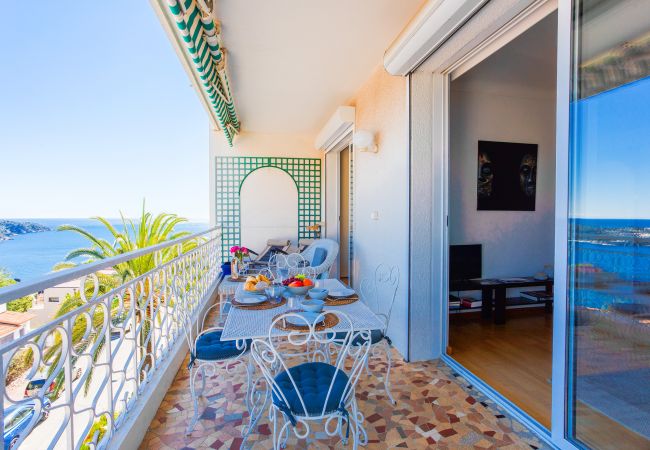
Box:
left=165, top=0, right=240, bottom=145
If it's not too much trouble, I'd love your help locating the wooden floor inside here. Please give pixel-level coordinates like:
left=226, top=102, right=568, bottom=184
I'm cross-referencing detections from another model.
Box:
left=448, top=308, right=553, bottom=428
left=448, top=309, right=650, bottom=449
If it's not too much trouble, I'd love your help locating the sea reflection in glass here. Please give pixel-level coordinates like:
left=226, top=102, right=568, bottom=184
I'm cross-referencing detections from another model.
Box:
left=568, top=1, right=650, bottom=448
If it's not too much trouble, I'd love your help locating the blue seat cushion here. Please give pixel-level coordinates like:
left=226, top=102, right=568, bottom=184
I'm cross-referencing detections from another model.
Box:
left=311, top=247, right=328, bottom=267
left=272, top=362, right=349, bottom=417
left=195, top=330, right=250, bottom=361
left=331, top=329, right=384, bottom=346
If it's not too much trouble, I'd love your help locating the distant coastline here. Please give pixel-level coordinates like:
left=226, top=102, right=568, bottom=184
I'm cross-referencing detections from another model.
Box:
left=0, top=218, right=208, bottom=281
left=0, top=220, right=50, bottom=241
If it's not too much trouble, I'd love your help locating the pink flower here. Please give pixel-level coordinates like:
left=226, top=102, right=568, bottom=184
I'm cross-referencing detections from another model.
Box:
left=240, top=247, right=249, bottom=254
left=230, top=246, right=240, bottom=254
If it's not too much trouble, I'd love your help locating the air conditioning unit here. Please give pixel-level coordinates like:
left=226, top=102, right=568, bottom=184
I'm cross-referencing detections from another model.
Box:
left=314, top=106, right=356, bottom=152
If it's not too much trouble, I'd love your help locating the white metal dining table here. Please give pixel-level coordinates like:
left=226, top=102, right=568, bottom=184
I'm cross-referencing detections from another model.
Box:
left=216, top=277, right=383, bottom=448
left=220, top=278, right=385, bottom=341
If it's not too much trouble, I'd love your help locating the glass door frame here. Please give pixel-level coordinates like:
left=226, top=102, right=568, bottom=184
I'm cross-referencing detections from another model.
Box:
left=431, top=0, right=577, bottom=448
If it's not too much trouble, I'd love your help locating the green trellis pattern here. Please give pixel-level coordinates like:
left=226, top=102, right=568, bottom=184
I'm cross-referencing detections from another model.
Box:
left=215, top=156, right=321, bottom=262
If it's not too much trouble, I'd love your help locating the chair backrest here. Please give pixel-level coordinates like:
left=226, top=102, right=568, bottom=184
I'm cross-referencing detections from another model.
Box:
left=270, top=253, right=309, bottom=280
left=360, top=264, right=400, bottom=330
left=250, top=311, right=371, bottom=418
left=300, top=239, right=339, bottom=278
left=298, top=238, right=315, bottom=252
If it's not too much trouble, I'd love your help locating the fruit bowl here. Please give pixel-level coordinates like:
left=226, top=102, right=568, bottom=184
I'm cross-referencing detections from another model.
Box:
left=281, top=274, right=314, bottom=296
left=286, top=285, right=311, bottom=296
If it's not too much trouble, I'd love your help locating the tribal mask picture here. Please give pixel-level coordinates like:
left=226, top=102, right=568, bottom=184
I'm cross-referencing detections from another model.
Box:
left=477, top=141, right=538, bottom=211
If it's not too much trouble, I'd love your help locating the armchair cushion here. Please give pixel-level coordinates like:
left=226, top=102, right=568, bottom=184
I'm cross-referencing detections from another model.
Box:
left=311, top=247, right=328, bottom=267
left=195, top=330, right=250, bottom=361
left=272, top=362, right=349, bottom=417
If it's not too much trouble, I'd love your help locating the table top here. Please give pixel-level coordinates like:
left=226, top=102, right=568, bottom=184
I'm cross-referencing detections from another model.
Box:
left=219, top=278, right=385, bottom=341
left=451, top=277, right=553, bottom=291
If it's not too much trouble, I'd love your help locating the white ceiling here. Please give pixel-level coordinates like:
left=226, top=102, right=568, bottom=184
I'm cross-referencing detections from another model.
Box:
left=453, top=12, right=557, bottom=97
left=216, top=0, right=424, bottom=135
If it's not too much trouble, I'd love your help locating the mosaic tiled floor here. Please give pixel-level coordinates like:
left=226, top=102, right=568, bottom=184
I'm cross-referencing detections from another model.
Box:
left=141, top=348, right=550, bottom=449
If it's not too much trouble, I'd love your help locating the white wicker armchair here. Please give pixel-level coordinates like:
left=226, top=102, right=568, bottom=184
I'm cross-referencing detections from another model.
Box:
left=300, top=238, right=339, bottom=279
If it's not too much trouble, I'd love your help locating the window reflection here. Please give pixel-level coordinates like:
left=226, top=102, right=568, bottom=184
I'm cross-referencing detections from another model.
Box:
left=568, top=1, right=650, bottom=449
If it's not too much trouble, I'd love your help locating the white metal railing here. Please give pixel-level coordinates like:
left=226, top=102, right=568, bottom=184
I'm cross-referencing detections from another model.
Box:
left=0, top=227, right=222, bottom=450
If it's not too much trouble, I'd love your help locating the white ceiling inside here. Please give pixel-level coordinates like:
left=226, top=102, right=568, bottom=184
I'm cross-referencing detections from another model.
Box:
left=216, top=0, right=424, bottom=135
left=453, top=11, right=557, bottom=97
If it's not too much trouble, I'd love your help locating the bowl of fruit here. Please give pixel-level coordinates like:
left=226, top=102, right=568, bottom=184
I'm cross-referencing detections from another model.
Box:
left=282, top=274, right=314, bottom=296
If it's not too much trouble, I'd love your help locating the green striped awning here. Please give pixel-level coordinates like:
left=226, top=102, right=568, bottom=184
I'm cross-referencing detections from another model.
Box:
left=165, top=0, right=240, bottom=145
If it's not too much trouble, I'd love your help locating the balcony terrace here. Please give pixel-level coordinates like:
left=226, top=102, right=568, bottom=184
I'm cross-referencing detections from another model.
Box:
left=0, top=228, right=548, bottom=449
left=143, top=344, right=548, bottom=449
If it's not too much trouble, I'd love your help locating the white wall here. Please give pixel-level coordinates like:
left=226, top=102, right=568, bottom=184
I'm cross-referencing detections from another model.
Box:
left=449, top=87, right=556, bottom=281
left=350, top=66, right=409, bottom=358
left=240, top=167, right=299, bottom=252
left=209, top=130, right=323, bottom=245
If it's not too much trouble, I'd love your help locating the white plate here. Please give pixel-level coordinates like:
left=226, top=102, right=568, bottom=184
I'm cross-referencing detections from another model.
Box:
left=237, top=294, right=266, bottom=305
left=328, top=288, right=355, bottom=298
left=285, top=311, right=322, bottom=326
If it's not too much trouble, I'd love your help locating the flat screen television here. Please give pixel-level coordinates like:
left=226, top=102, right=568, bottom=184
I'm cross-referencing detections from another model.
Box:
left=449, top=244, right=482, bottom=282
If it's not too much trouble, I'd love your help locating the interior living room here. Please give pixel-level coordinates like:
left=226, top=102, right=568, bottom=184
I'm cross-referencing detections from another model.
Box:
left=446, top=12, right=557, bottom=429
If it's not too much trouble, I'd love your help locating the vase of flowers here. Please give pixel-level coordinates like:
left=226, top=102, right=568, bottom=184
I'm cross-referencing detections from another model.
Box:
left=230, top=246, right=249, bottom=279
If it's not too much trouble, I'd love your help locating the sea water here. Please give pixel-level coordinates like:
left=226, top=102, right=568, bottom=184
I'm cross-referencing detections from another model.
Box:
left=572, top=218, right=650, bottom=309
left=0, top=218, right=208, bottom=282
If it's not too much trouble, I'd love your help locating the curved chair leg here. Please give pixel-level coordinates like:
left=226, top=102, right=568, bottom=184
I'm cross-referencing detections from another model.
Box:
left=245, top=358, right=253, bottom=414
left=382, top=340, right=396, bottom=405
left=350, top=397, right=368, bottom=447
left=280, top=416, right=290, bottom=449
left=271, top=407, right=280, bottom=450
left=350, top=399, right=361, bottom=450
left=186, top=368, right=201, bottom=434
left=242, top=358, right=270, bottom=445
left=199, top=365, right=207, bottom=398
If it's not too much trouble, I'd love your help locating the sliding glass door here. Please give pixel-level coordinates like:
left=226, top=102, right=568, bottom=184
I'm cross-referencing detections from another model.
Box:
left=567, top=1, right=650, bottom=448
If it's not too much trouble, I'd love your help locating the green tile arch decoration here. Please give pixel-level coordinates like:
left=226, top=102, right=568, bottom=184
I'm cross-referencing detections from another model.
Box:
left=215, top=156, right=321, bottom=262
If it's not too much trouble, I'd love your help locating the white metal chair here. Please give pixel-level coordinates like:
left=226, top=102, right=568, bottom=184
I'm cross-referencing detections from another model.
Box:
left=300, top=239, right=339, bottom=279
left=270, top=252, right=310, bottom=280
left=358, top=264, right=400, bottom=404
left=174, top=278, right=254, bottom=435
left=250, top=311, right=371, bottom=449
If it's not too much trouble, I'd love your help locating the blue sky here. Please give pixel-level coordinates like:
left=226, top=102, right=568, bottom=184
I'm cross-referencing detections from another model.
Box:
left=0, top=1, right=209, bottom=221
left=572, top=76, right=650, bottom=219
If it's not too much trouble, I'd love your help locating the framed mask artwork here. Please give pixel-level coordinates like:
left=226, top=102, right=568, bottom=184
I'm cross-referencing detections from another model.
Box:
left=477, top=140, right=537, bottom=211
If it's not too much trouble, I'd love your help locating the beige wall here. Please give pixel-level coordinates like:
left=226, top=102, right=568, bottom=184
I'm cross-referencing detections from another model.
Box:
left=349, top=66, right=409, bottom=357
left=209, top=130, right=321, bottom=158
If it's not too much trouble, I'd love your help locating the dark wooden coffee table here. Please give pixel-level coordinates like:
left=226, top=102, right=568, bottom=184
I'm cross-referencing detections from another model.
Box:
left=452, top=277, right=553, bottom=324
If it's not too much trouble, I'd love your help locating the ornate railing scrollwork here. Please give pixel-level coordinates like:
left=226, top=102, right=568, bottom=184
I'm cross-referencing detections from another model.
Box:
left=0, top=228, right=222, bottom=449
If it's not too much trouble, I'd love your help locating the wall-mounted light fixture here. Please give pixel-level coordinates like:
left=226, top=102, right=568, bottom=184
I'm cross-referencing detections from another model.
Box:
left=352, top=130, right=378, bottom=153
